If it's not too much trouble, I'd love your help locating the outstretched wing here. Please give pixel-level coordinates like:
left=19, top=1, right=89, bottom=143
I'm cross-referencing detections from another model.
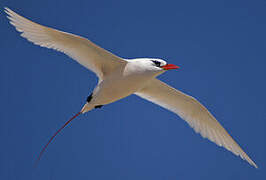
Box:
left=5, top=7, right=126, bottom=80
left=135, top=78, right=257, bottom=168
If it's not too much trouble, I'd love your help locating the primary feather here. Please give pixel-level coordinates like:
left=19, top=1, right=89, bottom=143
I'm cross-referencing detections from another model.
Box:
left=136, top=79, right=258, bottom=168
left=5, top=7, right=125, bottom=80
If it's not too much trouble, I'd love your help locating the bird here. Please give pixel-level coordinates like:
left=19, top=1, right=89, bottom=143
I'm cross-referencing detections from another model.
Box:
left=5, top=7, right=257, bottom=168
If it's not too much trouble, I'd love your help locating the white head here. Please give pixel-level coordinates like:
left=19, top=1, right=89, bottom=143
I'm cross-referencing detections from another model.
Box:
left=127, top=58, right=179, bottom=76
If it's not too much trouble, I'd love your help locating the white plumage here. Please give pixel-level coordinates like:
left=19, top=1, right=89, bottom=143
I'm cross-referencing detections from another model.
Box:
left=5, top=7, right=257, bottom=168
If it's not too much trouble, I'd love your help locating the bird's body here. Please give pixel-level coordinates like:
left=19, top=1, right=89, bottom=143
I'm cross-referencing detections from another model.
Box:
left=83, top=58, right=165, bottom=112
left=5, top=7, right=257, bottom=168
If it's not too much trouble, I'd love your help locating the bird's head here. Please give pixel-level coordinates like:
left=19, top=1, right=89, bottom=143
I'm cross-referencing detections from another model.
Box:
left=149, top=58, right=179, bottom=71
left=128, top=58, right=179, bottom=76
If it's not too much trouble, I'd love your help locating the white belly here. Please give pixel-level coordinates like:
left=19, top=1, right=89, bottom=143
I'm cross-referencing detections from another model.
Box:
left=91, top=73, right=152, bottom=105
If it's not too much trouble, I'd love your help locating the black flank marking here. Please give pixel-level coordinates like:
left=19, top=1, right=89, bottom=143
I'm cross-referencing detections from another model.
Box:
left=87, top=93, right=93, bottom=103
left=95, top=105, right=103, bottom=109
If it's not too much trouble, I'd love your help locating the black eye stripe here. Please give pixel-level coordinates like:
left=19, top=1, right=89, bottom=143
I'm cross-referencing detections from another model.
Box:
left=152, top=60, right=161, bottom=67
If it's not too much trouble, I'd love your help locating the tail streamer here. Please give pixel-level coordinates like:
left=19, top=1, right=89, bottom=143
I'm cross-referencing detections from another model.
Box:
left=34, top=112, right=82, bottom=167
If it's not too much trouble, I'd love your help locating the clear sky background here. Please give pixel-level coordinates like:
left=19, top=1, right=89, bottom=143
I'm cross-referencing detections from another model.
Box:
left=1, top=0, right=266, bottom=179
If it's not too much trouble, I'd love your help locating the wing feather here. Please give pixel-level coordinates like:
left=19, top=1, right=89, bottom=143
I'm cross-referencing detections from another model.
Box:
left=135, top=79, right=257, bottom=168
left=5, top=7, right=126, bottom=80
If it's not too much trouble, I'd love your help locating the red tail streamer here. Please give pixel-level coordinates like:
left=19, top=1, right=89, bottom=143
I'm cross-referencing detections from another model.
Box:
left=34, top=111, right=82, bottom=167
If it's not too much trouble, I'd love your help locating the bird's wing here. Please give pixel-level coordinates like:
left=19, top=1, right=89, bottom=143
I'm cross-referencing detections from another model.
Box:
left=135, top=78, right=257, bottom=168
left=5, top=7, right=126, bottom=80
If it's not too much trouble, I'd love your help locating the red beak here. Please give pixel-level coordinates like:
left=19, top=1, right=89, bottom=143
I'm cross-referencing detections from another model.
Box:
left=161, top=64, right=179, bottom=70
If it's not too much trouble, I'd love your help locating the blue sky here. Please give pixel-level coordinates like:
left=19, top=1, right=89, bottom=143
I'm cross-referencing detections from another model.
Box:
left=1, top=0, right=266, bottom=179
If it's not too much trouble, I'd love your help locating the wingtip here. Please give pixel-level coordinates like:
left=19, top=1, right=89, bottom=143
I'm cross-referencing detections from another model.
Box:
left=251, top=162, right=258, bottom=169
left=243, top=154, right=258, bottom=169
left=4, top=7, right=12, bottom=17
left=252, top=161, right=258, bottom=169
left=4, top=7, right=10, bottom=13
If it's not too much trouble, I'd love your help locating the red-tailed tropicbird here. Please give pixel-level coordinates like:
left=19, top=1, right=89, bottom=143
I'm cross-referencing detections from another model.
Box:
left=5, top=7, right=257, bottom=168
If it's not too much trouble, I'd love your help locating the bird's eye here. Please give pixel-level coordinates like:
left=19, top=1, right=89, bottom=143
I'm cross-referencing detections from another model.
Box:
left=152, top=60, right=161, bottom=67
